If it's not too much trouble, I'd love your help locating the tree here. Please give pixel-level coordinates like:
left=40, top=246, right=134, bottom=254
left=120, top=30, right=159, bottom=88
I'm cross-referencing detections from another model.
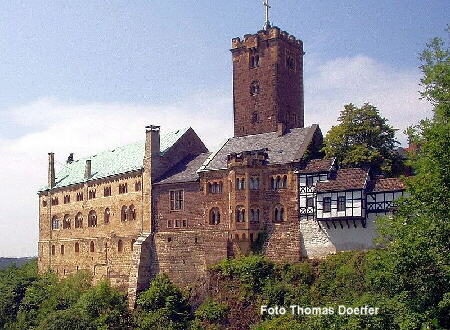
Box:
left=135, top=274, right=191, bottom=330
left=376, top=29, right=450, bottom=329
left=322, top=103, right=399, bottom=174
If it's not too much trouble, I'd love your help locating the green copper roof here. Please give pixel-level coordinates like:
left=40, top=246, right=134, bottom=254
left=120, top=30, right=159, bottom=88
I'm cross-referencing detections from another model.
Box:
left=40, top=128, right=189, bottom=192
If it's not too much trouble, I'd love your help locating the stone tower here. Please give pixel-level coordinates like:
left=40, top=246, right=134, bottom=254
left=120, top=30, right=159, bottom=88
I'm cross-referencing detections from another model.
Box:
left=231, top=26, right=304, bottom=137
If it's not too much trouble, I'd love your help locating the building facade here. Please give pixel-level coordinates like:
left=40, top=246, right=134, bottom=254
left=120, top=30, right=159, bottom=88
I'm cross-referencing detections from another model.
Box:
left=37, top=25, right=405, bottom=307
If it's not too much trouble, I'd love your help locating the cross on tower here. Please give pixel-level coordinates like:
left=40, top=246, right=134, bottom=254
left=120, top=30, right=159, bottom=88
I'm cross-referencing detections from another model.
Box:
left=263, top=0, right=271, bottom=30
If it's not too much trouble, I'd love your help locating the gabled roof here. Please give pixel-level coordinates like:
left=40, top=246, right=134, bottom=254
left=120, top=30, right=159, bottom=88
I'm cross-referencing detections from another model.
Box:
left=297, top=158, right=335, bottom=174
left=40, top=128, right=190, bottom=191
left=369, top=177, right=405, bottom=192
left=315, top=168, right=369, bottom=192
left=199, top=125, right=319, bottom=171
left=155, top=153, right=212, bottom=185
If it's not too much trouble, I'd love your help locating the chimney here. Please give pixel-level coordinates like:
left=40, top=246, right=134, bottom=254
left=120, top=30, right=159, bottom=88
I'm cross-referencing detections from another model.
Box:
left=67, top=153, right=74, bottom=164
left=144, top=125, right=161, bottom=178
left=277, top=122, right=286, bottom=137
left=85, top=160, right=92, bottom=180
left=48, top=153, right=55, bottom=189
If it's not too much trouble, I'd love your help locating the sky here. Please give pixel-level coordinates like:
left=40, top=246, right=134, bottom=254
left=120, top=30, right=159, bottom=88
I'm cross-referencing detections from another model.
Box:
left=0, top=1, right=448, bottom=257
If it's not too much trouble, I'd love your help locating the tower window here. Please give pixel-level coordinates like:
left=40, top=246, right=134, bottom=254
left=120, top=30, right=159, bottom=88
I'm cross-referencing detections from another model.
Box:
left=250, top=55, right=260, bottom=68
left=274, top=205, right=285, bottom=223
left=251, top=112, right=259, bottom=124
left=286, top=54, right=296, bottom=71
left=250, top=81, right=260, bottom=96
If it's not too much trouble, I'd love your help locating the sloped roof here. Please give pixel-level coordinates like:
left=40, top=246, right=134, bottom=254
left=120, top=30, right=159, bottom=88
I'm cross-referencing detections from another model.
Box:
left=297, top=158, right=335, bottom=173
left=315, top=168, right=369, bottom=192
left=40, top=128, right=189, bottom=191
left=369, top=177, right=405, bottom=192
left=199, top=125, right=319, bottom=171
left=155, top=153, right=212, bottom=185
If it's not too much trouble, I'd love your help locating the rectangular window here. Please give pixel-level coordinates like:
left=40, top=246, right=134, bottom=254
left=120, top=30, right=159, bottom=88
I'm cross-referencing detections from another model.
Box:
left=104, top=186, right=111, bottom=197
left=170, top=190, right=184, bottom=211
left=175, top=219, right=180, bottom=228
left=182, top=220, right=187, bottom=228
left=306, top=176, right=314, bottom=186
left=323, top=197, right=331, bottom=213
left=306, top=197, right=314, bottom=207
left=167, top=220, right=173, bottom=228
left=119, top=183, right=128, bottom=194
left=76, top=192, right=84, bottom=201
left=337, top=196, right=346, bottom=212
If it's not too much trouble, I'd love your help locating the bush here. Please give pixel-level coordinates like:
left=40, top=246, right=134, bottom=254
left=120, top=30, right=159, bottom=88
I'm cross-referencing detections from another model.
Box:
left=195, top=299, right=228, bottom=325
left=135, top=274, right=191, bottom=330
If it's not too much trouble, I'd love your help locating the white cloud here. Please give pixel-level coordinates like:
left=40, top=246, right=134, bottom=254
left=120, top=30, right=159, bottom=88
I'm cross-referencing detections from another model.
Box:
left=0, top=95, right=233, bottom=257
left=304, top=54, right=432, bottom=143
left=0, top=55, right=433, bottom=257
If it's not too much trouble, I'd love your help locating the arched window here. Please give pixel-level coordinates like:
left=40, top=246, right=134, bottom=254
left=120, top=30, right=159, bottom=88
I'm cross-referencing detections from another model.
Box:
left=75, top=242, right=80, bottom=253
left=250, top=209, right=260, bottom=223
left=118, top=239, right=123, bottom=253
left=276, top=176, right=281, bottom=189
left=60, top=245, right=65, bottom=255
left=75, top=213, right=83, bottom=228
left=104, top=208, right=110, bottom=224
left=234, top=234, right=239, bottom=241
left=271, top=177, right=275, bottom=190
left=274, top=205, right=285, bottom=223
left=242, top=233, right=247, bottom=240
left=63, top=214, right=71, bottom=229
left=90, top=241, right=95, bottom=252
left=131, top=239, right=136, bottom=251
left=121, top=206, right=128, bottom=222
left=235, top=206, right=245, bottom=223
left=282, top=175, right=288, bottom=188
left=51, top=216, right=59, bottom=230
left=250, top=81, right=260, bottom=96
left=129, top=205, right=136, bottom=220
left=51, top=245, right=55, bottom=255
left=88, top=210, right=97, bottom=227
left=209, top=208, right=221, bottom=225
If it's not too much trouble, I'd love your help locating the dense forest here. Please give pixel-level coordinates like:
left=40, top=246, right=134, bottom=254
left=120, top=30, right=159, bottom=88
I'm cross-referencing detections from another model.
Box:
left=0, top=258, right=34, bottom=269
left=1, top=32, right=448, bottom=330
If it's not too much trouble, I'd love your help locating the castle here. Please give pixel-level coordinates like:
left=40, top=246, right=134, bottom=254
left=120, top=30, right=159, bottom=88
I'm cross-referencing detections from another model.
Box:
left=37, top=21, right=405, bottom=308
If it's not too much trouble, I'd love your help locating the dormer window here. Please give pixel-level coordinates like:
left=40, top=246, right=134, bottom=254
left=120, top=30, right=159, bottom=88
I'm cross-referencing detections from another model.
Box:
left=250, top=54, right=260, bottom=68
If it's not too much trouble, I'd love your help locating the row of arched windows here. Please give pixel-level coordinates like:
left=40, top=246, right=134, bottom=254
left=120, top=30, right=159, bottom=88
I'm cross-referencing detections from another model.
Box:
left=51, top=239, right=136, bottom=256
left=208, top=205, right=285, bottom=224
left=44, top=181, right=142, bottom=207
left=271, top=176, right=288, bottom=190
left=51, top=205, right=136, bottom=230
left=208, top=182, right=223, bottom=194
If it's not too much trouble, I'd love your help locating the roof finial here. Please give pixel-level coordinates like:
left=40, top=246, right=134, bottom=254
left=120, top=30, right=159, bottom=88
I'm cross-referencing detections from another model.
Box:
left=263, top=0, right=272, bottom=30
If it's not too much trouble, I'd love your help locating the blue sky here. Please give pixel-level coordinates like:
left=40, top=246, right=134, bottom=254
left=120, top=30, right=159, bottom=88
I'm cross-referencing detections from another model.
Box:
left=0, top=1, right=448, bottom=257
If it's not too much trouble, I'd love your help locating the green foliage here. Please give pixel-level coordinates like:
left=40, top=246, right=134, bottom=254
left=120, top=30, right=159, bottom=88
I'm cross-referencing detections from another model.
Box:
left=375, top=29, right=450, bottom=329
left=195, top=299, right=229, bottom=325
left=135, top=274, right=191, bottom=330
left=75, top=280, right=129, bottom=329
left=211, top=255, right=274, bottom=293
left=0, top=260, right=38, bottom=328
left=322, top=103, right=399, bottom=173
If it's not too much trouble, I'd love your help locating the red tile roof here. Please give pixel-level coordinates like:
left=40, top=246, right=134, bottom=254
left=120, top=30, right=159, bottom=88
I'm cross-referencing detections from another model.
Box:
left=370, top=177, right=405, bottom=192
left=298, top=158, right=335, bottom=173
left=315, top=168, right=369, bottom=192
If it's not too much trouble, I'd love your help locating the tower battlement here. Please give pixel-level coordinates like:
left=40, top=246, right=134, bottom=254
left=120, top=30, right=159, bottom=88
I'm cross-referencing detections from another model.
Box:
left=231, top=26, right=302, bottom=50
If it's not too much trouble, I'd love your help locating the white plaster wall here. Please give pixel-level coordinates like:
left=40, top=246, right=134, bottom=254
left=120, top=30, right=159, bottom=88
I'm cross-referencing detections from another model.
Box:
left=300, top=212, right=383, bottom=259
